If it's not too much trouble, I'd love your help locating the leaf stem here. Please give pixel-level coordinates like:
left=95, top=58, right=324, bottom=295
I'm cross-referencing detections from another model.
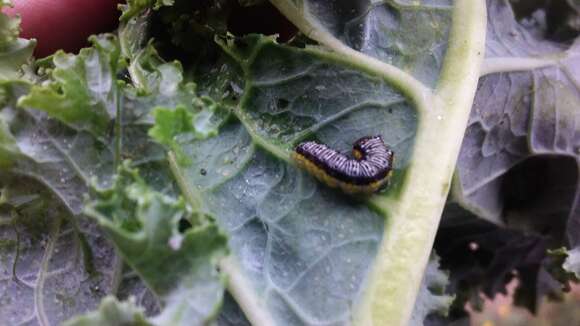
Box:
left=268, top=0, right=433, bottom=114
left=354, top=1, right=487, bottom=325
left=219, top=257, right=277, bottom=326
left=233, top=108, right=292, bottom=162
left=34, top=215, right=64, bottom=326
left=481, top=57, right=561, bottom=76
left=110, top=250, right=124, bottom=296
left=168, top=151, right=203, bottom=212
left=10, top=219, right=23, bottom=285
left=168, top=145, right=278, bottom=325
left=113, top=83, right=123, bottom=169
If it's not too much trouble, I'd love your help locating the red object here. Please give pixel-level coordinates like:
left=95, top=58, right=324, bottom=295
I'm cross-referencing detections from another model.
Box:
left=4, top=0, right=120, bottom=57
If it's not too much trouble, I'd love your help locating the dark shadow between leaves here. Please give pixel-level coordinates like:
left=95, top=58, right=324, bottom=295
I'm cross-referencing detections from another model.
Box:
left=502, top=155, right=578, bottom=247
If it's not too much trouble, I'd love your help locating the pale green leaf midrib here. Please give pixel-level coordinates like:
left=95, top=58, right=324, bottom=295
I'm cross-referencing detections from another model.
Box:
left=354, top=1, right=487, bottom=325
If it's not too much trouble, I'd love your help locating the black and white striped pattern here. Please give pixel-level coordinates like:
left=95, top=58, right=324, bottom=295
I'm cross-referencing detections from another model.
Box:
left=295, top=136, right=394, bottom=185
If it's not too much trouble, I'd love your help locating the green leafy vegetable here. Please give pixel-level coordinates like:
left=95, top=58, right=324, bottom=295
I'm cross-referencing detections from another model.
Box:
left=120, top=0, right=175, bottom=22
left=410, top=254, right=454, bottom=326
left=139, top=0, right=485, bottom=324
left=149, top=106, right=196, bottom=164
left=64, top=296, right=151, bottom=326
left=441, top=0, right=580, bottom=317
left=19, top=36, right=121, bottom=138
left=564, top=247, right=580, bottom=278
left=0, top=175, right=121, bottom=325
left=0, top=1, right=35, bottom=81
left=84, top=164, right=228, bottom=325
left=149, top=98, right=228, bottom=164
left=2, top=0, right=579, bottom=325
left=1, top=4, right=229, bottom=324
left=0, top=105, right=19, bottom=168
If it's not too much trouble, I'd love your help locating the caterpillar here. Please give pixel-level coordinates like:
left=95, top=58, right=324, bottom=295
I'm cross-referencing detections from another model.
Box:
left=292, top=136, right=394, bottom=194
